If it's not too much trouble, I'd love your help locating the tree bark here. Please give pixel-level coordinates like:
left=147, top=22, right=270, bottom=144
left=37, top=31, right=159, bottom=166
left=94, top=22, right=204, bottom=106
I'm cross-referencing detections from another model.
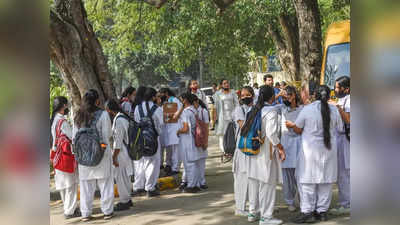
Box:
left=49, top=0, right=116, bottom=110
left=292, top=0, right=323, bottom=84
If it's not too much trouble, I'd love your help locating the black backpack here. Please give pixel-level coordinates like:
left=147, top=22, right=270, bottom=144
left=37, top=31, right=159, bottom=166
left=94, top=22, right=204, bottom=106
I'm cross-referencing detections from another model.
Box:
left=73, top=110, right=104, bottom=167
left=223, top=120, right=237, bottom=155
left=132, top=102, right=159, bottom=157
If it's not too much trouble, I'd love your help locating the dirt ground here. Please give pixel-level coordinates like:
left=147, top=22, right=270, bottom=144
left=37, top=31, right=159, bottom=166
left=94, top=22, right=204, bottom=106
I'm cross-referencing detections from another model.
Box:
left=50, top=132, right=350, bottom=225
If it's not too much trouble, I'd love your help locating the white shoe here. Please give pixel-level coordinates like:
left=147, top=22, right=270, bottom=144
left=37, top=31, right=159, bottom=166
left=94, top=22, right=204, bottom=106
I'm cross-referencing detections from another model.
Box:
left=235, top=209, right=248, bottom=217
left=330, top=206, right=350, bottom=215
left=288, top=205, right=296, bottom=212
left=248, top=213, right=260, bottom=222
left=259, top=217, right=283, bottom=225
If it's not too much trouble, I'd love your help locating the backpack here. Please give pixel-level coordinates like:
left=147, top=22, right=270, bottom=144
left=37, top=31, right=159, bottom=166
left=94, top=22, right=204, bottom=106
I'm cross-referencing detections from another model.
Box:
left=193, top=108, right=209, bottom=149
left=73, top=110, right=104, bottom=167
left=50, top=119, right=76, bottom=173
left=223, top=120, right=237, bottom=155
left=134, top=102, right=159, bottom=157
left=238, top=107, right=263, bottom=156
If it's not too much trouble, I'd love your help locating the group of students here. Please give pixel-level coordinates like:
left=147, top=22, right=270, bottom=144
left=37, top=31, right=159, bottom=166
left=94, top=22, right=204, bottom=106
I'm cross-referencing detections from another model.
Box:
left=50, top=85, right=210, bottom=222
left=231, top=75, right=351, bottom=225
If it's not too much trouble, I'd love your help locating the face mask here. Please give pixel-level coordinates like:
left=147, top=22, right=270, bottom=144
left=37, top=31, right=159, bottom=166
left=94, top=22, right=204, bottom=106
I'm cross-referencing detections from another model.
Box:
left=223, top=87, right=229, bottom=91
left=335, top=90, right=346, bottom=98
left=283, top=100, right=291, bottom=107
left=64, top=108, right=69, bottom=115
left=192, top=87, right=198, bottom=92
left=240, top=97, right=253, bottom=105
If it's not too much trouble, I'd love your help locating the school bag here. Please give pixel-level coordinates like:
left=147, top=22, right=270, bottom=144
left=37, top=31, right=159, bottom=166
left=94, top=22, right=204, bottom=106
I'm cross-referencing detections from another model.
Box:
left=73, top=110, right=104, bottom=167
left=223, top=120, right=237, bottom=155
left=133, top=102, right=159, bottom=157
left=193, top=108, right=209, bottom=149
left=50, top=119, right=76, bottom=173
left=238, top=107, right=263, bottom=156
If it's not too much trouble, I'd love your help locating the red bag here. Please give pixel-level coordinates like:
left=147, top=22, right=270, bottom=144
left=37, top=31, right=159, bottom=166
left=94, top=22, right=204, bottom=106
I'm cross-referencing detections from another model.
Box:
left=193, top=109, right=209, bottom=149
left=50, top=119, right=76, bottom=173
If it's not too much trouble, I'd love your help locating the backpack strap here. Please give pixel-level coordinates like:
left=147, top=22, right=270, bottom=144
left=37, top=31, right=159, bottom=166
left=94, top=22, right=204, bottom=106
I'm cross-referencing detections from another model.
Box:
left=146, top=102, right=159, bottom=137
left=90, top=110, right=103, bottom=128
left=138, top=103, right=145, bottom=119
left=55, top=119, right=65, bottom=139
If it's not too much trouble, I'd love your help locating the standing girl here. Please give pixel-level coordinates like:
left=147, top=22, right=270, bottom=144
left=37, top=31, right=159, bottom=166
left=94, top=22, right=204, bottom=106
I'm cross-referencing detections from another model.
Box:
left=245, top=85, right=286, bottom=225
left=50, top=96, right=80, bottom=219
left=286, top=85, right=342, bottom=223
left=74, top=89, right=114, bottom=221
left=119, top=86, right=136, bottom=118
left=105, top=99, right=134, bottom=211
left=280, top=86, right=303, bottom=212
left=232, top=86, right=254, bottom=217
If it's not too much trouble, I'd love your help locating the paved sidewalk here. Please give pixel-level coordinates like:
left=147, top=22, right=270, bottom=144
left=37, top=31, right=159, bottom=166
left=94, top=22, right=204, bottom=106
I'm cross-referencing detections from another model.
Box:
left=50, top=132, right=350, bottom=225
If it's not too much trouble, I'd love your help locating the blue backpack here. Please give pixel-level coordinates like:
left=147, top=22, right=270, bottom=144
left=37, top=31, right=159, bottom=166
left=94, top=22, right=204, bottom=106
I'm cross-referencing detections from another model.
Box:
left=238, top=108, right=263, bottom=156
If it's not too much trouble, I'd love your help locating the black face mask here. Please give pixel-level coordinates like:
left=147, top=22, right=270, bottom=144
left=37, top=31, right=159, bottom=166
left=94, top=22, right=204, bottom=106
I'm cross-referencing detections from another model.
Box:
left=223, top=87, right=230, bottom=91
left=283, top=100, right=291, bottom=107
left=335, top=90, right=346, bottom=98
left=64, top=108, right=69, bottom=115
left=240, top=97, right=253, bottom=105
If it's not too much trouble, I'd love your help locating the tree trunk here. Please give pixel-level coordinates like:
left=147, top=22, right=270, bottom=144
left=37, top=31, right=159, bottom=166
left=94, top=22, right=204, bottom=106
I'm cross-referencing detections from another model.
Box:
left=49, top=0, right=116, bottom=110
left=292, top=0, right=323, bottom=84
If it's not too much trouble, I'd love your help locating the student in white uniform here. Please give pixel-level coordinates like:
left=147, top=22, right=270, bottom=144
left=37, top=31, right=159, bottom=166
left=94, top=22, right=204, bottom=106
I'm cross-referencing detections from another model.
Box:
left=105, top=99, right=134, bottom=211
left=189, top=80, right=207, bottom=107
left=50, top=96, right=80, bottom=219
left=160, top=88, right=183, bottom=175
left=73, top=89, right=114, bottom=221
left=280, top=86, right=303, bottom=212
left=286, top=85, right=342, bottom=223
left=119, top=86, right=136, bottom=118
left=133, top=87, right=164, bottom=197
left=232, top=86, right=254, bottom=217
left=176, top=93, right=201, bottom=193
left=245, top=85, right=286, bottom=225
left=193, top=96, right=210, bottom=189
left=329, top=76, right=351, bottom=215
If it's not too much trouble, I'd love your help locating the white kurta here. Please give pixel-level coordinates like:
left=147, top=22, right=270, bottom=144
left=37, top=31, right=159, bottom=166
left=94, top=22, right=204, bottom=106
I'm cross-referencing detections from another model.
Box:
left=51, top=113, right=78, bottom=190
left=247, top=106, right=283, bottom=185
left=232, top=105, right=251, bottom=174
left=280, top=105, right=303, bottom=168
left=193, top=89, right=207, bottom=108
left=215, top=90, right=239, bottom=136
left=164, top=96, right=183, bottom=146
left=294, top=101, right=342, bottom=184
left=112, top=112, right=134, bottom=176
left=76, top=111, right=113, bottom=181
left=121, top=101, right=134, bottom=118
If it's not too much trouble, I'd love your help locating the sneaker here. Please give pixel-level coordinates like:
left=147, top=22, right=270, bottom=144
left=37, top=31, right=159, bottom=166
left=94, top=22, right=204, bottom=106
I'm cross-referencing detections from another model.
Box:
left=147, top=189, right=160, bottom=197
left=104, top=213, right=114, bottom=220
left=292, top=213, right=316, bottom=223
left=329, top=206, right=350, bottom=215
left=81, top=216, right=93, bottom=222
left=248, top=213, right=260, bottom=222
left=64, top=208, right=81, bottom=219
left=288, top=205, right=296, bottom=212
left=182, top=187, right=199, bottom=193
left=127, top=199, right=133, bottom=207
left=259, top=217, right=283, bottom=225
left=200, top=184, right=209, bottom=190
left=114, top=202, right=130, bottom=211
left=131, top=189, right=146, bottom=197
left=164, top=165, right=172, bottom=174
left=235, top=209, right=248, bottom=217
left=318, top=212, right=328, bottom=221
left=179, top=182, right=187, bottom=190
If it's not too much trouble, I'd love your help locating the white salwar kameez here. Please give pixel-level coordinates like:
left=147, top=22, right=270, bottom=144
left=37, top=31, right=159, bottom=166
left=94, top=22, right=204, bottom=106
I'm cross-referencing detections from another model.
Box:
left=195, top=106, right=209, bottom=186
left=75, top=111, right=114, bottom=218
left=294, top=101, right=342, bottom=214
left=336, top=94, right=350, bottom=208
left=232, top=105, right=251, bottom=213
left=112, top=113, right=134, bottom=204
left=178, top=106, right=201, bottom=188
left=51, top=113, right=79, bottom=216
left=133, top=101, right=163, bottom=192
left=280, top=105, right=303, bottom=207
left=247, top=105, right=282, bottom=220
left=215, top=90, right=239, bottom=152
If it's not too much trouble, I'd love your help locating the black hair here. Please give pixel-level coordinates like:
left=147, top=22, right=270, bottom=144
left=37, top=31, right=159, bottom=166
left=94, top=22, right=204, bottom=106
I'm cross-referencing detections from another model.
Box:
left=241, top=86, right=255, bottom=97
left=263, top=74, right=273, bottom=82
left=134, top=86, right=147, bottom=106
left=160, top=87, right=176, bottom=97
left=241, top=85, right=274, bottom=136
left=212, top=83, right=217, bottom=86
left=119, top=86, right=136, bottom=103
left=180, top=92, right=196, bottom=105
left=144, top=87, right=157, bottom=102
left=253, top=82, right=259, bottom=88
left=316, top=85, right=332, bottom=150
left=74, top=89, right=101, bottom=128
left=192, top=94, right=208, bottom=111
left=275, top=82, right=281, bottom=87
left=51, top=96, right=68, bottom=126
left=285, top=85, right=300, bottom=107
left=219, top=78, right=228, bottom=85
left=335, top=76, right=350, bottom=90
left=105, top=99, right=122, bottom=113
left=281, top=81, right=287, bottom=86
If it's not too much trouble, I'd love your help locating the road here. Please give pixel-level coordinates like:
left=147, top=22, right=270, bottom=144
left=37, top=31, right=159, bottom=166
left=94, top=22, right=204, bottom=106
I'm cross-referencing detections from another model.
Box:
left=50, top=132, right=350, bottom=225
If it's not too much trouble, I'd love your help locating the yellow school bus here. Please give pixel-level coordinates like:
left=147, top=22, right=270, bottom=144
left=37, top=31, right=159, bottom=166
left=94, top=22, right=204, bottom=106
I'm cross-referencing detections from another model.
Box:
left=320, top=20, right=350, bottom=89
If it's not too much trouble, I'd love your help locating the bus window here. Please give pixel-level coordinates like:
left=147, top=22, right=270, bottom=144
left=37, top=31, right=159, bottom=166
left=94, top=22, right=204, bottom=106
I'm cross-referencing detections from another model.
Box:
left=324, top=43, right=350, bottom=88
